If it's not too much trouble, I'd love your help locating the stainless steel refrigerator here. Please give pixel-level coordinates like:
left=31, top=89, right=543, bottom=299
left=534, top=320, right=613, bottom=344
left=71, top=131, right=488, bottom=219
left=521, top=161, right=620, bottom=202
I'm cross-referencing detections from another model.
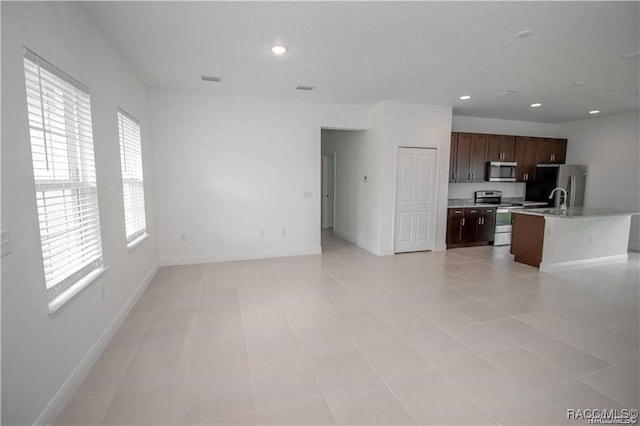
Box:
left=525, top=164, right=588, bottom=208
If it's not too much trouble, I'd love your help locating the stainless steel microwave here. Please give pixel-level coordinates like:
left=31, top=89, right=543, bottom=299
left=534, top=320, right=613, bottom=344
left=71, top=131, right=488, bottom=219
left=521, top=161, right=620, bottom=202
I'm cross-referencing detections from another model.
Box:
left=486, top=161, right=517, bottom=182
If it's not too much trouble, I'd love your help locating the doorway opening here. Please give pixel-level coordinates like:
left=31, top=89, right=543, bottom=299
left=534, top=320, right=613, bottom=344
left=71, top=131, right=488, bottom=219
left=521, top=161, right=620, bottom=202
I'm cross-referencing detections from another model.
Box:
left=320, top=129, right=365, bottom=252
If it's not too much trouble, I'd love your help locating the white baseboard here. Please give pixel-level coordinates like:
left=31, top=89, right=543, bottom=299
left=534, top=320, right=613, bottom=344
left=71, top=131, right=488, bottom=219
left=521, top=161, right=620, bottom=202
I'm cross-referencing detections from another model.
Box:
left=540, top=254, right=629, bottom=273
left=35, top=263, right=159, bottom=426
left=159, top=246, right=322, bottom=267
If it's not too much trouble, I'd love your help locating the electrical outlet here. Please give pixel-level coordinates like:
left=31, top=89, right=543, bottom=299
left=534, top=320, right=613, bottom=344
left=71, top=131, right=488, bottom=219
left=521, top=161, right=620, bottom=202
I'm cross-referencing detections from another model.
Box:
left=180, top=234, right=186, bottom=242
left=282, top=228, right=287, bottom=236
left=1, top=230, right=12, bottom=257
left=260, top=230, right=265, bottom=237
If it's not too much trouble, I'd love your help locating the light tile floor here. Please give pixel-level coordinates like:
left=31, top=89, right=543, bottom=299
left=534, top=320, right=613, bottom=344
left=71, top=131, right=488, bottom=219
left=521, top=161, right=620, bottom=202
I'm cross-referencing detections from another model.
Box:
left=56, top=231, right=640, bottom=425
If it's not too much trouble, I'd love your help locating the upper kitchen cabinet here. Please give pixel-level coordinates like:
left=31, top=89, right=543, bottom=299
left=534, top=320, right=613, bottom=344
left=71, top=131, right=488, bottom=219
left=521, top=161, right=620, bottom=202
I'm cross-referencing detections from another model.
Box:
left=449, top=132, right=567, bottom=183
left=469, top=133, right=488, bottom=181
left=487, top=135, right=516, bottom=162
left=514, top=136, right=538, bottom=182
left=551, top=139, right=567, bottom=164
left=536, top=138, right=567, bottom=164
left=452, top=133, right=487, bottom=182
left=453, top=133, right=472, bottom=182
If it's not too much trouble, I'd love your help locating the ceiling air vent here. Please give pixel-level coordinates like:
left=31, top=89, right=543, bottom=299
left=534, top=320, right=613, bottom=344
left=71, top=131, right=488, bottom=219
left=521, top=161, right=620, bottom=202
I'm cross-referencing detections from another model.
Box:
left=296, top=85, right=314, bottom=91
left=494, top=90, right=518, bottom=97
left=201, top=75, right=221, bottom=82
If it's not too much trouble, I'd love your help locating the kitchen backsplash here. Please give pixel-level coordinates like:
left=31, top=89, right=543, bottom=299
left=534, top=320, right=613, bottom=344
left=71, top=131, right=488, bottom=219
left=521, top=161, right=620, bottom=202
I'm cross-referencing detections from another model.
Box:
left=448, top=182, right=526, bottom=199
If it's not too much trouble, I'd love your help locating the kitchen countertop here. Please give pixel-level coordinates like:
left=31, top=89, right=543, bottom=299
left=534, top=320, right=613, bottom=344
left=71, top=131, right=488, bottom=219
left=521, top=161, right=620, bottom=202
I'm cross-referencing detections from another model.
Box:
left=512, top=207, right=640, bottom=219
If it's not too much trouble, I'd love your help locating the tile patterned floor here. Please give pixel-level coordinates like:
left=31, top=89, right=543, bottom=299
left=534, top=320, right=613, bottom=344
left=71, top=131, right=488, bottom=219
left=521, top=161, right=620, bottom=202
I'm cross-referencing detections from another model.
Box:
left=56, top=231, right=640, bottom=425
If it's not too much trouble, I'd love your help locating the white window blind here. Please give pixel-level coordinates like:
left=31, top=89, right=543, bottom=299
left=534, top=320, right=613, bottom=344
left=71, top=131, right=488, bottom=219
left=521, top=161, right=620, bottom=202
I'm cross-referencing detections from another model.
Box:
left=117, top=109, right=146, bottom=244
left=23, top=48, right=104, bottom=301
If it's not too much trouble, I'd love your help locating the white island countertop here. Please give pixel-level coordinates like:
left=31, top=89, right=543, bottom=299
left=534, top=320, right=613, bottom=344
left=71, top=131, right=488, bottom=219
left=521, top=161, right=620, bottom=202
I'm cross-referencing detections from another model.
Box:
left=513, top=207, right=640, bottom=219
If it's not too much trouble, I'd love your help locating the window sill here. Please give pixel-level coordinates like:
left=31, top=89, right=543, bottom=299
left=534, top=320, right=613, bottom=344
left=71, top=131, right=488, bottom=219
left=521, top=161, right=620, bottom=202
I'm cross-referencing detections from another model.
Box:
left=48, top=267, right=107, bottom=315
left=127, top=233, right=149, bottom=251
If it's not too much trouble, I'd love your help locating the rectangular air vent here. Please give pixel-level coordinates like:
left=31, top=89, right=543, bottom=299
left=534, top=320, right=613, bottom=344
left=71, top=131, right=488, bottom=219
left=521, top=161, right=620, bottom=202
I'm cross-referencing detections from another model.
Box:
left=494, top=90, right=518, bottom=97
left=296, top=85, right=314, bottom=91
left=201, top=75, right=221, bottom=82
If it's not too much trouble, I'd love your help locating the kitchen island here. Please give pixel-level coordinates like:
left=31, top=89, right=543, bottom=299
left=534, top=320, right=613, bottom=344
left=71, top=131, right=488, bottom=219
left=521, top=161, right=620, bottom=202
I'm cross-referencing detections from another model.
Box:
left=511, top=207, right=639, bottom=272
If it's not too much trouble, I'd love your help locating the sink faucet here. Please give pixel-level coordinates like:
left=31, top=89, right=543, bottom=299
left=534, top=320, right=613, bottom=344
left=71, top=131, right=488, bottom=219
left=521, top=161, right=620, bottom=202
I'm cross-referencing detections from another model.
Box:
left=549, top=188, right=568, bottom=212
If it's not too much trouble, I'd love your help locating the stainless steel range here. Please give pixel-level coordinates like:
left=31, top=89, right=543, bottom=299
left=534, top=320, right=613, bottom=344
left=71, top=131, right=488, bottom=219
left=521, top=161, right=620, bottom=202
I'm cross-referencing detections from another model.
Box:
left=474, top=191, right=522, bottom=246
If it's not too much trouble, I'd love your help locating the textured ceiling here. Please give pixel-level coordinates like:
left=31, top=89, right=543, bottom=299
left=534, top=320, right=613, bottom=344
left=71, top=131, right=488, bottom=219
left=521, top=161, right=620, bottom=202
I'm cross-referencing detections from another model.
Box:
left=81, top=1, right=639, bottom=123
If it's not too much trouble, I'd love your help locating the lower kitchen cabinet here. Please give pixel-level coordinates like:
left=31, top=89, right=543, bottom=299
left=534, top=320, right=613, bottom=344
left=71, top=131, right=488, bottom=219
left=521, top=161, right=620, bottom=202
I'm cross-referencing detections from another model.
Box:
left=477, top=208, right=495, bottom=242
left=447, top=207, right=496, bottom=248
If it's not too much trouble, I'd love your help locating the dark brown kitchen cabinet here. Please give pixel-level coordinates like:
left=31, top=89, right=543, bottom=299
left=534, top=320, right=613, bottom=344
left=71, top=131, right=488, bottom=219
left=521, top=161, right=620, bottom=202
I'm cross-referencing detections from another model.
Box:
left=449, top=132, right=568, bottom=183
left=478, top=207, right=496, bottom=242
left=514, top=136, right=538, bottom=182
left=452, top=133, right=487, bottom=182
left=551, top=139, right=567, bottom=164
left=447, top=208, right=465, bottom=245
left=449, top=132, right=458, bottom=182
left=453, top=133, right=473, bottom=182
left=460, top=208, right=481, bottom=243
left=536, top=138, right=568, bottom=164
left=487, top=135, right=516, bottom=162
left=536, top=138, right=552, bottom=164
left=447, top=207, right=495, bottom=248
left=469, top=134, right=488, bottom=181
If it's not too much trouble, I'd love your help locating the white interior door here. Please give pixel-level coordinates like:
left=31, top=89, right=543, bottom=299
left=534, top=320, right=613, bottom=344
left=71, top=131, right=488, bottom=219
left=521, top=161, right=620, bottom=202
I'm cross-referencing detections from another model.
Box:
left=321, top=154, right=335, bottom=228
left=395, top=147, right=437, bottom=253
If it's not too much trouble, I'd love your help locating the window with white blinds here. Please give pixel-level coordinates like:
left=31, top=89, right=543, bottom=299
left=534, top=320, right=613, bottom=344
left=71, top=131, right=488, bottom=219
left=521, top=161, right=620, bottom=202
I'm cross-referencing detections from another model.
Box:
left=23, top=48, right=104, bottom=301
left=117, top=109, right=147, bottom=245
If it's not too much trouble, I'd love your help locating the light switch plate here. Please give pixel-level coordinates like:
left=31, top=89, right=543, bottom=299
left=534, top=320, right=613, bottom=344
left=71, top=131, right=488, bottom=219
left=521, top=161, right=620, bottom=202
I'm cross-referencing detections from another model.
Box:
left=1, top=229, right=12, bottom=257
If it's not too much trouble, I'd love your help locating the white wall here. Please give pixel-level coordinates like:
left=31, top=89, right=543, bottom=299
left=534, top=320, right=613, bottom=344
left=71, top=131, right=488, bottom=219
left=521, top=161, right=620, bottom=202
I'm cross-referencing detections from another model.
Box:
left=378, top=102, right=453, bottom=253
left=558, top=111, right=640, bottom=250
left=150, top=89, right=371, bottom=265
left=452, top=115, right=561, bottom=137
left=1, top=3, right=158, bottom=424
left=321, top=130, right=381, bottom=253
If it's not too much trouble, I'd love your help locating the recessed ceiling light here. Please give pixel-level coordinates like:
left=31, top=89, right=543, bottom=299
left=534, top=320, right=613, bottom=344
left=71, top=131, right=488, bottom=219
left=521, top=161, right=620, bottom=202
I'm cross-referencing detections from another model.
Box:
left=516, top=30, right=533, bottom=38
left=589, top=110, right=600, bottom=114
left=271, top=45, right=287, bottom=55
left=572, top=81, right=585, bottom=86
left=530, top=103, right=542, bottom=108
left=200, top=75, right=221, bottom=82
left=459, top=95, right=471, bottom=100
left=296, top=85, right=314, bottom=91
left=620, top=51, right=640, bottom=60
